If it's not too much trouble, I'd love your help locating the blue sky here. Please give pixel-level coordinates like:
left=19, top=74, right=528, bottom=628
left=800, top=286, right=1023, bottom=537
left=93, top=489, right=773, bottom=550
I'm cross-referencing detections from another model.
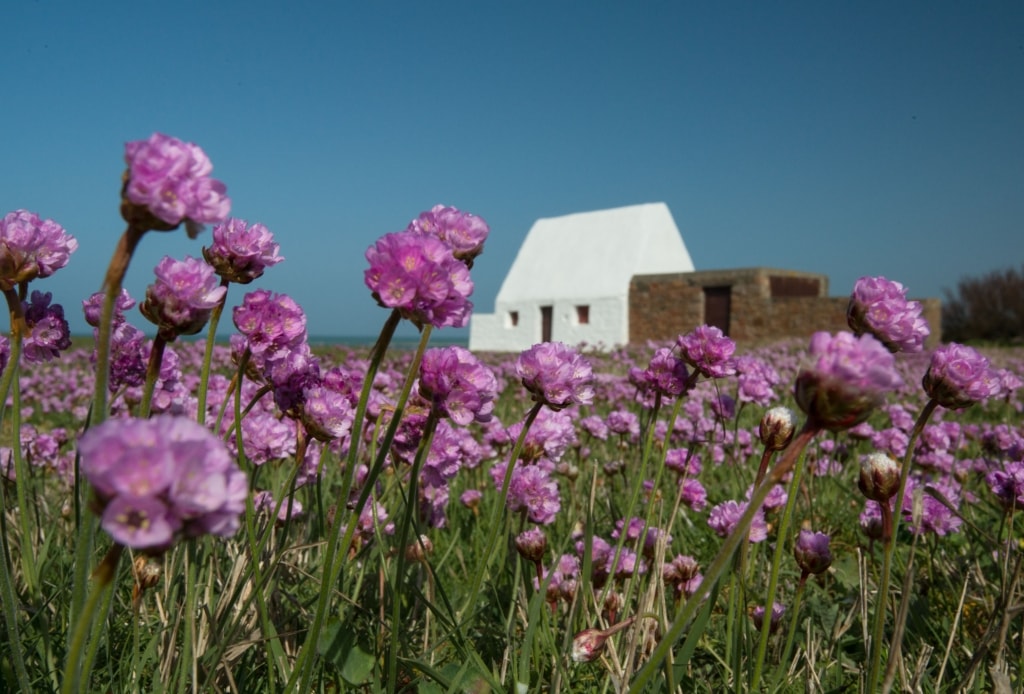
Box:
left=4, top=2, right=1022, bottom=340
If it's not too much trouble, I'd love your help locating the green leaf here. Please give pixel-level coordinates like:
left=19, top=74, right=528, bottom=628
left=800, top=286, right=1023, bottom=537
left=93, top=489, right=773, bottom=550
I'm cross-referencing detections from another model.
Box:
left=316, top=619, right=375, bottom=685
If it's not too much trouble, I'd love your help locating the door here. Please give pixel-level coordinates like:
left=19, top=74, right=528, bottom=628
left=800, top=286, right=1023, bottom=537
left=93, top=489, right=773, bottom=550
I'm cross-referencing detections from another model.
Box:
left=703, top=287, right=731, bottom=335
left=541, top=305, right=553, bottom=342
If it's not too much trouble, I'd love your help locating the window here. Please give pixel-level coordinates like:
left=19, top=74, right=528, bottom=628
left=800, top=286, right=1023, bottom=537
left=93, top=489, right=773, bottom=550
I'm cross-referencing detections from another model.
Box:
left=508, top=311, right=519, bottom=327
left=575, top=305, right=590, bottom=325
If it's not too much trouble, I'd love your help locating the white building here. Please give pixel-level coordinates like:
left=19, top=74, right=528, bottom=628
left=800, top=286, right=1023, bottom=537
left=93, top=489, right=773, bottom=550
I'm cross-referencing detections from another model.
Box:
left=469, top=202, right=695, bottom=352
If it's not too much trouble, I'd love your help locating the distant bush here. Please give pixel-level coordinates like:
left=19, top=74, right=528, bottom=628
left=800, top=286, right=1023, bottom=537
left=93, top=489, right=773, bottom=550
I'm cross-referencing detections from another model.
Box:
left=942, top=264, right=1024, bottom=343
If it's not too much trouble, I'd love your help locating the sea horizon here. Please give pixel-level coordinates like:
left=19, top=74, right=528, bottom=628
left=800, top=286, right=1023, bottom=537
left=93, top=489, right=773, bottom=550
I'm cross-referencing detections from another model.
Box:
left=307, top=334, right=469, bottom=349
left=70, top=333, right=471, bottom=349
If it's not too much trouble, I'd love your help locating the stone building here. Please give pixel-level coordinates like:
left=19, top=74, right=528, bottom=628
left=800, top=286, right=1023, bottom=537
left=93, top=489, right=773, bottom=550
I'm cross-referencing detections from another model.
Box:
left=629, top=267, right=941, bottom=347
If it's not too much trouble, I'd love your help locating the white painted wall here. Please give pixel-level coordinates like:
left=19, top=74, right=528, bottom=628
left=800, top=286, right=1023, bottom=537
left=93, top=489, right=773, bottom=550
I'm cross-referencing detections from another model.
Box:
left=469, top=203, right=695, bottom=352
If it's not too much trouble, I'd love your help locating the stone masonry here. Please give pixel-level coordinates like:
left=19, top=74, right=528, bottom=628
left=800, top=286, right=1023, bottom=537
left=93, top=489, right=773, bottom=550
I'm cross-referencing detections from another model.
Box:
left=629, top=267, right=941, bottom=348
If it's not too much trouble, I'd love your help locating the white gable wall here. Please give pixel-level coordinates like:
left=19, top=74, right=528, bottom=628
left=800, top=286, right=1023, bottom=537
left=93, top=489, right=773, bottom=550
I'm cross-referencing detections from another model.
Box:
left=469, top=203, right=694, bottom=352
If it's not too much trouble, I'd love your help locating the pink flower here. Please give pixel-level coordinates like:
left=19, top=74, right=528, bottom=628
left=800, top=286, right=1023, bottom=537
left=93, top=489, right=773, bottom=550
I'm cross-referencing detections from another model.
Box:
left=794, top=331, right=902, bottom=431
left=22, top=291, right=71, bottom=363
left=677, top=325, right=737, bottom=378
left=79, top=416, right=248, bottom=551
left=793, top=530, right=833, bottom=576
left=407, top=204, right=490, bottom=266
left=123, top=133, right=230, bottom=231
left=0, top=209, right=78, bottom=289
left=203, top=218, right=283, bottom=284
left=140, top=256, right=227, bottom=339
left=418, top=346, right=498, bottom=425
left=707, top=500, right=768, bottom=542
left=923, top=343, right=1000, bottom=409
left=515, top=342, right=594, bottom=410
left=847, top=276, right=930, bottom=353
left=364, top=231, right=474, bottom=329
left=497, top=463, right=561, bottom=525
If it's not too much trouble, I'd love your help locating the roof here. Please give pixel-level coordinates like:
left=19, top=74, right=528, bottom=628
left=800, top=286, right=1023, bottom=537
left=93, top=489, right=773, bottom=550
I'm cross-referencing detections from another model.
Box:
left=494, top=202, right=695, bottom=303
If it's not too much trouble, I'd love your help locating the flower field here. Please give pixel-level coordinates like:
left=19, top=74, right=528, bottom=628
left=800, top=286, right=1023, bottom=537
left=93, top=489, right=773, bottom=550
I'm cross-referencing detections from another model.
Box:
left=2, top=133, right=1024, bottom=693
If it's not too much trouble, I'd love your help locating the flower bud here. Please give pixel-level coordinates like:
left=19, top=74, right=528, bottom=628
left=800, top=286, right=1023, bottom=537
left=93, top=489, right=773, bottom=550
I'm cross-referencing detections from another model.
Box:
left=751, top=603, right=785, bottom=634
left=570, top=617, right=635, bottom=663
left=858, top=452, right=901, bottom=502
left=571, top=628, right=608, bottom=663
left=405, top=534, right=433, bottom=563
left=759, top=407, right=796, bottom=452
left=793, top=530, right=832, bottom=575
left=514, top=527, right=547, bottom=564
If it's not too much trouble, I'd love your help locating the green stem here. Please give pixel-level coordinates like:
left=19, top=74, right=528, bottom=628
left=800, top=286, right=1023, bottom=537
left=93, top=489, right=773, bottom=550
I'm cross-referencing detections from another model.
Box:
left=1, top=288, right=37, bottom=594
left=196, top=280, right=229, bottom=423
left=600, top=393, right=665, bottom=611
left=628, top=421, right=820, bottom=692
left=92, top=225, right=147, bottom=425
left=62, top=543, right=123, bottom=694
left=461, top=401, right=544, bottom=619
left=750, top=441, right=810, bottom=689
left=865, top=398, right=938, bottom=692
left=387, top=411, right=440, bottom=687
left=772, top=578, right=807, bottom=690
left=176, top=543, right=199, bottom=694
left=196, top=430, right=306, bottom=691
left=288, top=309, right=406, bottom=691
left=0, top=472, right=31, bottom=691
left=139, top=334, right=168, bottom=418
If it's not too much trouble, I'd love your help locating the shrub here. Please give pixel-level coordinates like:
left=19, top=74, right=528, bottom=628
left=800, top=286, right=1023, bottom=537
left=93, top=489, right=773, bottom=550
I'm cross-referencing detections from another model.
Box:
left=943, top=264, right=1024, bottom=343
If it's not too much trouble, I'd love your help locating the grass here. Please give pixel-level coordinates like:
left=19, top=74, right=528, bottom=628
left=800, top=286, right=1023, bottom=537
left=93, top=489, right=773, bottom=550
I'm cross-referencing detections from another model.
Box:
left=1, top=335, right=1023, bottom=692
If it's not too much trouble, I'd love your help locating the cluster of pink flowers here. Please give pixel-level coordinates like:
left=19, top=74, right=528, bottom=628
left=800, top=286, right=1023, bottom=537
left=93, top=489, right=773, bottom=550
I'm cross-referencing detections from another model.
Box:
left=794, top=331, right=903, bottom=431
left=123, top=133, right=230, bottom=231
left=79, top=416, right=247, bottom=551
left=515, top=341, right=594, bottom=411
left=363, top=205, right=490, bottom=330
left=847, top=275, right=930, bottom=353
left=203, top=217, right=283, bottom=284
left=140, top=256, right=227, bottom=340
left=923, top=342, right=1001, bottom=409
left=418, top=345, right=498, bottom=425
left=677, top=325, right=737, bottom=378
left=407, top=204, right=490, bottom=266
left=231, top=289, right=357, bottom=442
left=9, top=134, right=1024, bottom=690
left=0, top=209, right=78, bottom=290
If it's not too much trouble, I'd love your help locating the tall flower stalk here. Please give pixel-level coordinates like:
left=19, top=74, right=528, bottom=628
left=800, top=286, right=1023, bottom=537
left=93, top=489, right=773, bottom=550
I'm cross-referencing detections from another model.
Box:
left=865, top=341, right=999, bottom=691
left=92, top=134, right=229, bottom=423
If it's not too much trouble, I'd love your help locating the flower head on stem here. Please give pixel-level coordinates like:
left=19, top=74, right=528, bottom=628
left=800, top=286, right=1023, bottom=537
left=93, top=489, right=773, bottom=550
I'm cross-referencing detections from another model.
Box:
left=140, top=256, right=227, bottom=340
left=364, top=230, right=473, bottom=329
left=0, top=209, right=77, bottom=290
left=847, top=275, right=929, bottom=353
left=795, top=331, right=903, bottom=431
left=406, top=204, right=490, bottom=267
left=922, top=342, right=1001, bottom=410
left=203, top=217, right=282, bottom=284
left=515, top=341, right=594, bottom=411
left=676, top=324, right=737, bottom=378
left=122, top=133, right=230, bottom=235
left=79, top=415, right=248, bottom=552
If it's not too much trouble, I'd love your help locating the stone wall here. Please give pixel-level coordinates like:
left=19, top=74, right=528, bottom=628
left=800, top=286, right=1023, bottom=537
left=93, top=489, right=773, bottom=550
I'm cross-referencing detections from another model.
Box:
left=629, top=268, right=942, bottom=347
